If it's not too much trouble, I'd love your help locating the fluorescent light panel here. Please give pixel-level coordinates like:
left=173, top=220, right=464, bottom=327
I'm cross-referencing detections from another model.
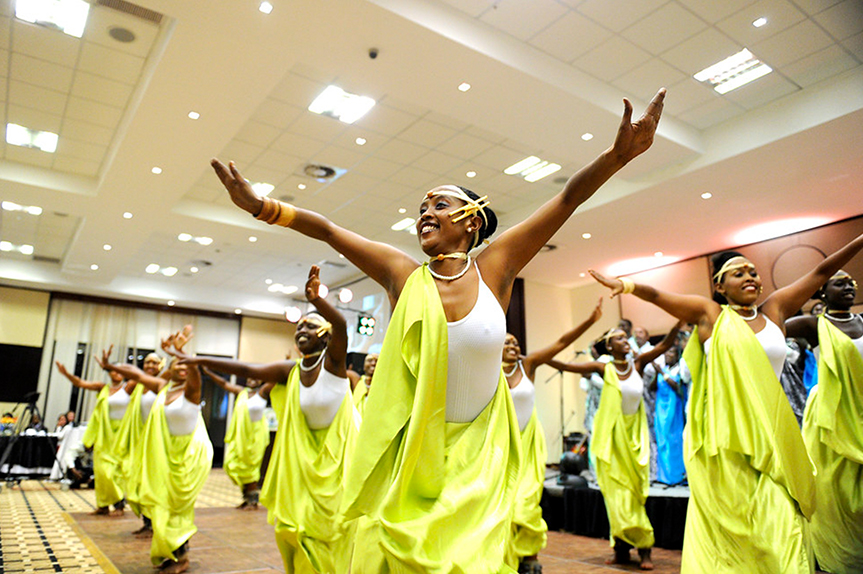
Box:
left=6, top=123, right=59, bottom=153
left=15, top=0, right=90, bottom=38
left=391, top=217, right=415, bottom=231
left=504, top=156, right=561, bottom=182
left=1, top=201, right=42, bottom=215
left=693, top=48, right=772, bottom=94
left=308, top=85, right=375, bottom=124
left=251, top=182, right=274, bottom=196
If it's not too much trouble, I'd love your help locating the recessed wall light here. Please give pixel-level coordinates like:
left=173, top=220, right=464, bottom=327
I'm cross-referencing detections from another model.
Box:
left=19, top=244, right=33, bottom=255
left=151, top=167, right=162, bottom=174
left=0, top=241, right=34, bottom=255
left=90, top=264, right=99, bottom=270
left=355, top=137, right=367, bottom=146
left=752, top=17, right=767, bottom=27
left=103, top=244, right=111, bottom=251
left=268, top=283, right=298, bottom=294
left=167, top=300, right=175, bottom=306
left=259, top=1, right=273, bottom=14
left=249, top=236, right=258, bottom=243
left=339, top=254, right=345, bottom=259
left=458, top=83, right=471, bottom=92
left=582, top=233, right=591, bottom=239
left=308, top=85, right=376, bottom=124
left=6, top=124, right=58, bottom=153
left=466, top=171, right=476, bottom=178
left=581, top=133, right=594, bottom=141
left=701, top=192, right=712, bottom=199
left=234, top=308, right=242, bottom=314
left=123, top=212, right=133, bottom=219
left=188, top=111, right=200, bottom=120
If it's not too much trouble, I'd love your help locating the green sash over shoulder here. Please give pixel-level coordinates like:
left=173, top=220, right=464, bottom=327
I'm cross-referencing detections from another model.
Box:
left=592, top=364, right=653, bottom=549
left=352, top=375, right=370, bottom=416
left=224, top=388, right=270, bottom=487
left=81, top=385, right=124, bottom=508
left=681, top=307, right=814, bottom=573
left=259, top=365, right=358, bottom=574
left=505, top=409, right=548, bottom=567
left=139, top=389, right=213, bottom=566
left=114, top=384, right=146, bottom=515
left=803, top=317, right=863, bottom=573
left=342, top=264, right=522, bottom=573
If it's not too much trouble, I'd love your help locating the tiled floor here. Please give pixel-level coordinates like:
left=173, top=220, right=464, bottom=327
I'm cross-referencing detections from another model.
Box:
left=2, top=469, right=683, bottom=573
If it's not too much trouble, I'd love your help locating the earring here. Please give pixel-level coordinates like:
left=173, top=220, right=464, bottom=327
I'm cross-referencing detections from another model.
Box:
left=758, top=286, right=763, bottom=294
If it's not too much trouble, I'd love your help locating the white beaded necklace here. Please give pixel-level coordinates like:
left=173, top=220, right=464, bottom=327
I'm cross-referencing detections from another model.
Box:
left=614, top=360, right=632, bottom=378
left=300, top=350, right=326, bottom=372
left=825, top=311, right=858, bottom=323
left=731, top=304, right=758, bottom=321
left=503, top=361, right=518, bottom=377
left=428, top=255, right=472, bottom=282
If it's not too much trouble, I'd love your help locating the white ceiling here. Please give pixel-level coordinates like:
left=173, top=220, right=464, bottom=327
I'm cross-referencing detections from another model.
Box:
left=0, top=0, right=861, bottom=317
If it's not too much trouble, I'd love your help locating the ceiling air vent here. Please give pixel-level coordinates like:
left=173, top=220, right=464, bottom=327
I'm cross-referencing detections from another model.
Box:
left=300, top=163, right=346, bottom=184
left=33, top=255, right=61, bottom=264
left=97, top=0, right=164, bottom=24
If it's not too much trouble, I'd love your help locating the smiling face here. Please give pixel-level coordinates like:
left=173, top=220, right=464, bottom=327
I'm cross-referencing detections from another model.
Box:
left=109, top=370, right=124, bottom=384
left=821, top=271, right=857, bottom=311
left=715, top=257, right=761, bottom=306
left=246, top=378, right=262, bottom=389
left=294, top=315, right=329, bottom=355
left=417, top=187, right=482, bottom=256
left=502, top=333, right=521, bottom=363
left=142, top=353, right=162, bottom=376
left=171, top=361, right=188, bottom=383
left=664, top=346, right=680, bottom=367
left=363, top=354, right=378, bottom=378
left=607, top=331, right=631, bottom=359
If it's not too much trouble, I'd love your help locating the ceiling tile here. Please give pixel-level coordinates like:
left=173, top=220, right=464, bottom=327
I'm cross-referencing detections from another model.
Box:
left=812, top=0, right=863, bottom=40
left=0, top=75, right=6, bottom=100
left=7, top=104, right=61, bottom=132
left=789, top=0, right=843, bottom=15
left=677, top=96, right=746, bottom=128
left=465, top=125, right=507, bottom=144
left=722, top=71, right=799, bottom=108
left=252, top=149, right=305, bottom=173
left=612, top=58, right=688, bottom=97
left=311, top=144, right=367, bottom=170
left=51, top=155, right=100, bottom=177
left=331, top=172, right=381, bottom=196
left=219, top=140, right=266, bottom=166
left=716, top=0, right=807, bottom=45
left=661, top=28, right=742, bottom=75
left=55, top=139, right=107, bottom=163
left=83, top=4, right=162, bottom=59
left=779, top=44, right=858, bottom=86
left=5, top=144, right=53, bottom=168
left=665, top=77, right=721, bottom=113
left=751, top=19, right=834, bottom=67
left=378, top=95, right=429, bottom=117
left=397, top=119, right=458, bottom=148
left=437, top=0, right=495, bottom=17
left=355, top=104, right=419, bottom=137
left=12, top=20, right=80, bottom=67
left=676, top=0, right=758, bottom=23
left=413, top=150, right=464, bottom=174
left=389, top=166, right=438, bottom=190
left=374, top=138, right=428, bottom=164
left=479, top=0, right=568, bottom=41
left=528, top=11, right=612, bottom=62
left=841, top=30, right=863, bottom=59
left=623, top=3, right=707, bottom=55
left=472, top=145, right=530, bottom=172
left=270, top=72, right=325, bottom=108
left=60, top=118, right=114, bottom=147
left=351, top=156, right=402, bottom=179
left=8, top=80, right=66, bottom=115
left=0, top=48, right=8, bottom=77
left=70, top=71, right=133, bottom=107
left=10, top=53, right=73, bottom=92
left=270, top=132, right=327, bottom=159
left=0, top=16, right=10, bottom=50
left=252, top=98, right=305, bottom=130
left=331, top=128, right=389, bottom=154
left=289, top=112, right=347, bottom=143
left=77, top=41, right=145, bottom=85
left=64, top=96, right=123, bottom=130
left=573, top=36, right=653, bottom=81
left=235, top=120, right=282, bottom=148
left=184, top=186, right=221, bottom=203
left=424, top=111, right=470, bottom=132
left=437, top=132, right=496, bottom=158
left=241, top=165, right=290, bottom=188
left=577, top=0, right=669, bottom=32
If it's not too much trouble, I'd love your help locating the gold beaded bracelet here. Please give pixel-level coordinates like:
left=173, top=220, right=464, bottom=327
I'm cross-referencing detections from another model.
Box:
left=255, top=196, right=296, bottom=228
left=619, top=277, right=635, bottom=294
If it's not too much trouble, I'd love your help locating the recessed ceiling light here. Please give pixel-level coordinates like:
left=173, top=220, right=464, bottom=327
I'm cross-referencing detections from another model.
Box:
left=338, top=254, right=345, bottom=259
left=582, top=233, right=591, bottom=239
left=285, top=306, right=302, bottom=323
left=466, top=171, right=476, bottom=178
left=103, top=244, right=111, bottom=251
left=298, top=184, right=306, bottom=190
left=579, top=272, right=586, bottom=277
left=398, top=207, right=406, bottom=214
left=0, top=241, right=35, bottom=256
left=318, top=284, right=329, bottom=298
left=6, top=124, right=58, bottom=153
left=178, top=233, right=192, bottom=242
left=167, top=300, right=175, bottom=306
left=694, top=48, right=772, bottom=94
left=151, top=167, right=162, bottom=174
left=308, top=85, right=376, bottom=124
left=19, top=244, right=33, bottom=255
left=0, top=241, right=12, bottom=252
left=259, top=1, right=273, bottom=14
left=145, top=264, right=160, bottom=274
left=234, top=308, right=242, bottom=314
left=654, top=251, right=663, bottom=257
left=249, top=236, right=257, bottom=242
left=339, top=288, right=353, bottom=303
left=458, top=83, right=471, bottom=92
left=752, top=17, right=767, bottom=28
left=123, top=212, right=133, bottom=219
left=161, top=267, right=178, bottom=277
left=265, top=278, right=273, bottom=285
left=195, top=237, right=213, bottom=246
left=251, top=182, right=274, bottom=196
left=15, top=0, right=90, bottom=38
left=391, top=217, right=415, bottom=231
left=355, top=137, right=366, bottom=146
left=581, top=133, right=593, bottom=141
left=190, top=266, right=199, bottom=273
left=701, top=192, right=712, bottom=199
left=2, top=201, right=42, bottom=215
left=188, top=111, right=200, bottom=120
left=90, top=264, right=99, bottom=271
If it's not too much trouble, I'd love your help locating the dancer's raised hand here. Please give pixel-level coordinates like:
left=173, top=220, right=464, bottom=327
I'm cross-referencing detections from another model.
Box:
left=589, top=269, right=624, bottom=298
left=610, top=88, right=665, bottom=164
left=210, top=159, right=264, bottom=215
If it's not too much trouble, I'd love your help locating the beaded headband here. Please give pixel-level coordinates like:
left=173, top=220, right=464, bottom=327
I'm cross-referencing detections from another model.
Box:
left=713, top=256, right=755, bottom=282
left=299, top=313, right=332, bottom=337
left=603, top=328, right=626, bottom=344
left=425, top=186, right=490, bottom=249
left=144, top=352, right=166, bottom=371
left=828, top=270, right=858, bottom=290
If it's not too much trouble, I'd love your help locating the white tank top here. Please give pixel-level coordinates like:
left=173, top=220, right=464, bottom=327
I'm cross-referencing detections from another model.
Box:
left=705, top=314, right=787, bottom=380
left=446, top=264, right=507, bottom=423
left=509, top=362, right=535, bottom=432
left=140, top=389, right=156, bottom=423
left=246, top=391, right=267, bottom=423
left=107, top=387, right=130, bottom=421
left=298, top=366, right=349, bottom=430
left=814, top=332, right=863, bottom=361
left=164, top=394, right=201, bottom=436
left=615, top=363, right=644, bottom=416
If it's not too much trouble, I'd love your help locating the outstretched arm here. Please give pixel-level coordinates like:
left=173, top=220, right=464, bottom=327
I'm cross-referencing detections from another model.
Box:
left=479, top=89, right=666, bottom=301
left=546, top=358, right=606, bottom=376
left=165, top=332, right=294, bottom=383
left=522, top=298, right=603, bottom=379
left=635, top=320, right=683, bottom=374
left=55, top=362, right=105, bottom=391
left=94, top=348, right=166, bottom=393
left=764, top=232, right=863, bottom=327
left=202, top=367, right=244, bottom=395
left=306, top=265, right=348, bottom=378
left=785, top=315, right=819, bottom=348
left=211, top=159, right=418, bottom=305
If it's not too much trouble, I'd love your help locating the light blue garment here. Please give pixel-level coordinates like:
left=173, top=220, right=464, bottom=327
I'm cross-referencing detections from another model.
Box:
left=654, top=370, right=686, bottom=485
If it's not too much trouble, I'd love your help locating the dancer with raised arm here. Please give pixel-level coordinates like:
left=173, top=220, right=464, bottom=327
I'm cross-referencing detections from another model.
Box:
left=211, top=88, right=664, bottom=572
left=502, top=298, right=603, bottom=573
left=202, top=367, right=274, bottom=510
left=548, top=322, right=682, bottom=570
left=589, top=232, right=863, bottom=573
left=786, top=270, right=863, bottom=573
left=97, top=330, right=213, bottom=574
left=176, top=266, right=357, bottom=573
left=55, top=361, right=133, bottom=516
left=351, top=353, right=378, bottom=416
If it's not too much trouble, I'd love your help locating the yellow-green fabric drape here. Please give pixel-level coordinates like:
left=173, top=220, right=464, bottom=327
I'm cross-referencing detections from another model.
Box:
left=81, top=385, right=124, bottom=508
left=342, top=264, right=522, bottom=574
left=352, top=375, right=370, bottom=416
left=259, top=365, right=358, bottom=574
left=138, top=389, right=213, bottom=565
left=592, top=364, right=653, bottom=549
left=114, top=384, right=147, bottom=516
left=802, top=317, right=863, bottom=573
left=224, top=388, right=270, bottom=487
left=505, top=409, right=548, bottom=567
left=681, top=307, right=815, bottom=573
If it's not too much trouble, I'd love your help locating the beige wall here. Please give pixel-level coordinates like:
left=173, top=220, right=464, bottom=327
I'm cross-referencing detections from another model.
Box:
left=0, top=286, right=49, bottom=346
left=238, top=316, right=297, bottom=364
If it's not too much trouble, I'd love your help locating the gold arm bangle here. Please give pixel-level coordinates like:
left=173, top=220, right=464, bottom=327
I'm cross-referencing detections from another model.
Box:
left=273, top=202, right=296, bottom=227
left=619, top=277, right=635, bottom=294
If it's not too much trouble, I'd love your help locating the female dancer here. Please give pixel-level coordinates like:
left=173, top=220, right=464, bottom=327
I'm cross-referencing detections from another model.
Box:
left=177, top=266, right=356, bottom=573
left=115, top=352, right=164, bottom=536
left=201, top=367, right=274, bottom=510
left=589, top=235, right=863, bottom=572
left=548, top=322, right=681, bottom=570
left=211, top=87, right=665, bottom=572
left=786, top=270, right=863, bottom=573
left=351, top=353, right=378, bottom=416
left=97, top=332, right=213, bottom=574
left=502, top=298, right=603, bottom=573
left=649, top=345, right=688, bottom=485
left=55, top=361, right=132, bottom=516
